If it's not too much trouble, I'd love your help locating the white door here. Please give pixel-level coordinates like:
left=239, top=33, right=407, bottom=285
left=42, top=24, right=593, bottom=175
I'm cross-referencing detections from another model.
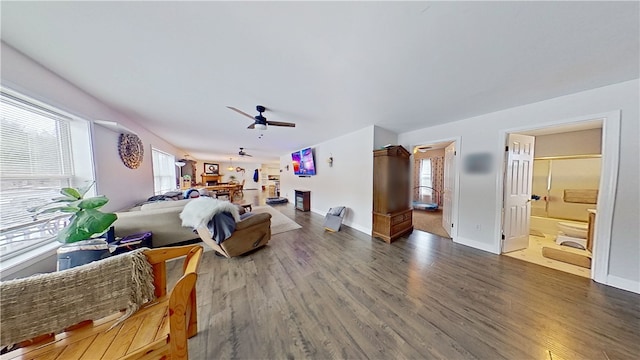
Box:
left=442, top=142, right=456, bottom=237
left=502, top=134, right=535, bottom=253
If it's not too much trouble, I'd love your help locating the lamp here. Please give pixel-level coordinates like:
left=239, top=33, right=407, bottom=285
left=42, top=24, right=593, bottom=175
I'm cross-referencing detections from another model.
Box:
left=227, top=157, right=234, bottom=171
left=175, top=154, right=189, bottom=167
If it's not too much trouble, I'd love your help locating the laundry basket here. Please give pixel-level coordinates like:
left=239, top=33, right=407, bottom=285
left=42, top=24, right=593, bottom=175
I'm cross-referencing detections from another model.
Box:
left=324, top=206, right=346, bottom=232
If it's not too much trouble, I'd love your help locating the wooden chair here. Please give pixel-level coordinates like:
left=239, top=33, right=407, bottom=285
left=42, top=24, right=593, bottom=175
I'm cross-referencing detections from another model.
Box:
left=215, top=190, right=230, bottom=201
left=232, top=180, right=245, bottom=199
left=1, top=245, right=203, bottom=360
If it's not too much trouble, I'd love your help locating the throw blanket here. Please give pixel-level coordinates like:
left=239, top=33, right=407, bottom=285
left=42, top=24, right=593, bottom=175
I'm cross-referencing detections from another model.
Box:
left=180, top=197, right=240, bottom=228
left=207, top=212, right=237, bottom=244
left=0, top=249, right=155, bottom=347
left=180, top=197, right=240, bottom=244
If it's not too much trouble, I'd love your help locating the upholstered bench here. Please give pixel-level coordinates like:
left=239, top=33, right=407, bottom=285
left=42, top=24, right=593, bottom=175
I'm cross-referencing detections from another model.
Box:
left=0, top=245, right=203, bottom=360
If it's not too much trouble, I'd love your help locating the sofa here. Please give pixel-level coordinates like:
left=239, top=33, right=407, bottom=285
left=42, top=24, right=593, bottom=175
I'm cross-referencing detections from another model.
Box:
left=113, top=199, right=199, bottom=247
left=195, top=212, right=272, bottom=258
left=113, top=199, right=272, bottom=252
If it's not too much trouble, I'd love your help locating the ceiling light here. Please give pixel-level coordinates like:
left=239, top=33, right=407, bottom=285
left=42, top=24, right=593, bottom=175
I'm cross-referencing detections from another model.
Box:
left=228, top=157, right=234, bottom=171
left=254, top=123, right=267, bottom=130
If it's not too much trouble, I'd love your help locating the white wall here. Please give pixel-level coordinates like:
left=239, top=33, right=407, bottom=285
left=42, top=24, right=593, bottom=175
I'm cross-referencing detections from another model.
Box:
left=1, top=42, right=186, bottom=211
left=1, top=42, right=189, bottom=278
left=280, top=126, right=376, bottom=233
left=399, top=79, right=639, bottom=286
left=373, top=126, right=398, bottom=149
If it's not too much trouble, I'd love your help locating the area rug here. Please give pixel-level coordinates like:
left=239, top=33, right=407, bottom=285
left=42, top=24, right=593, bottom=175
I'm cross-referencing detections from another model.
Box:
left=252, top=206, right=301, bottom=235
left=412, top=209, right=451, bottom=239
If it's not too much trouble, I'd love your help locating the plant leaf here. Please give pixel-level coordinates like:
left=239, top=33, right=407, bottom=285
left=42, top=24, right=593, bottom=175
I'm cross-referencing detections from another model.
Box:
left=27, top=198, right=76, bottom=213
left=51, top=196, right=77, bottom=202
left=77, top=196, right=109, bottom=210
left=77, top=182, right=96, bottom=197
left=30, top=206, right=74, bottom=220
left=58, top=209, right=117, bottom=243
left=60, top=187, right=82, bottom=200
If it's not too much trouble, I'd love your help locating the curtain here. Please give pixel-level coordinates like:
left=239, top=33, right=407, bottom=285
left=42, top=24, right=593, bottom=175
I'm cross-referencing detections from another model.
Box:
left=413, top=158, right=421, bottom=201
left=431, top=157, right=444, bottom=206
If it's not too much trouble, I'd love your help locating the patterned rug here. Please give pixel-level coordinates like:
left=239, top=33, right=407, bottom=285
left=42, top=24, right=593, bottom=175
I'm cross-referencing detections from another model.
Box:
left=252, top=206, right=301, bottom=235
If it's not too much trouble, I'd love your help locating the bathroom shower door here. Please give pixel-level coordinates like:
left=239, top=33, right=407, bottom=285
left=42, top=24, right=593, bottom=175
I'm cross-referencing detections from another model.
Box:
left=502, top=134, right=535, bottom=253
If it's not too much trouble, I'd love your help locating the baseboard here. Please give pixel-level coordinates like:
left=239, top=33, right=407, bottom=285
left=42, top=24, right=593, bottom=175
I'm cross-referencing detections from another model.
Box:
left=606, top=274, right=640, bottom=294
left=454, top=236, right=500, bottom=254
left=343, top=222, right=371, bottom=235
left=310, top=208, right=371, bottom=235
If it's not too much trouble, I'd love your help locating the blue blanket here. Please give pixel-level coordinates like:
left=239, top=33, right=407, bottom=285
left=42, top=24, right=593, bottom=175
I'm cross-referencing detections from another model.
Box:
left=206, top=212, right=237, bottom=244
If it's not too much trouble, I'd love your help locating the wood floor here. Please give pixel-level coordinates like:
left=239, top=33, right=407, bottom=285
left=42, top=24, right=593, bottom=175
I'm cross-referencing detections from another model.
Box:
left=167, top=204, right=640, bottom=360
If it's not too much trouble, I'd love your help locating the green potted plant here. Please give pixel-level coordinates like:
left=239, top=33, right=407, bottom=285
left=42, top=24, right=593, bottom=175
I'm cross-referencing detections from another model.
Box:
left=28, top=182, right=118, bottom=269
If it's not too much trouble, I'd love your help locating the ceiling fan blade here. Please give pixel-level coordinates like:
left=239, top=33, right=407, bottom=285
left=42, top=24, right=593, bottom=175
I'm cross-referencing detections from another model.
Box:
left=266, top=120, right=296, bottom=127
left=227, top=106, right=255, bottom=120
left=246, top=154, right=253, bottom=157
left=247, top=123, right=256, bottom=129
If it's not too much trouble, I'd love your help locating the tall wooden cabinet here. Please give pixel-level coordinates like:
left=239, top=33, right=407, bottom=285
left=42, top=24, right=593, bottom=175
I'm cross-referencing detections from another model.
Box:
left=372, top=145, right=413, bottom=243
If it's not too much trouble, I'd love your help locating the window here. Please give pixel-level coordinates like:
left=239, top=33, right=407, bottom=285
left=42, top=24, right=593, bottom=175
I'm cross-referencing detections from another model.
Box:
left=151, top=148, right=177, bottom=195
left=0, top=90, right=91, bottom=260
left=419, top=158, right=433, bottom=202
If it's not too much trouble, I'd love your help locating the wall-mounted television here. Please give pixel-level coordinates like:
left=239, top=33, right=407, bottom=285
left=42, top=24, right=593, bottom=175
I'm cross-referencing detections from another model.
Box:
left=291, top=147, right=316, bottom=176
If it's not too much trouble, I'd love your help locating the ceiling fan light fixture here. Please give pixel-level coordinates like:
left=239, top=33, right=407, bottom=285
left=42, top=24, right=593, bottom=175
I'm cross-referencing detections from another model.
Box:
left=415, top=146, right=432, bottom=153
left=254, top=123, right=267, bottom=130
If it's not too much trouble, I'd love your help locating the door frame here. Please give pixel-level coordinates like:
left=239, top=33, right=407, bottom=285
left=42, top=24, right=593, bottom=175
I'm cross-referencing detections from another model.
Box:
left=494, top=110, right=620, bottom=284
left=411, top=136, right=461, bottom=241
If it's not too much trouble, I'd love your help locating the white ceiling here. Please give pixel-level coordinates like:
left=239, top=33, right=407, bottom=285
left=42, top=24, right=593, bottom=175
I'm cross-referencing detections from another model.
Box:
left=1, top=1, right=638, bottom=164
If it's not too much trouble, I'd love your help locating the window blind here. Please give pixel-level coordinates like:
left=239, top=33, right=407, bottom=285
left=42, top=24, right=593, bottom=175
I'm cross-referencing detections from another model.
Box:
left=1, top=91, right=75, bottom=259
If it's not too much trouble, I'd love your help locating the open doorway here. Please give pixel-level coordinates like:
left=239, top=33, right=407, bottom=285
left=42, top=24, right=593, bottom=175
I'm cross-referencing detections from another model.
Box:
left=411, top=140, right=457, bottom=239
left=499, top=111, right=620, bottom=283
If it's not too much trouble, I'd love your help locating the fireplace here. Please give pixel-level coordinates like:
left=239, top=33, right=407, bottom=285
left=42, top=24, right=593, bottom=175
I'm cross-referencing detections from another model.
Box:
left=201, top=174, right=223, bottom=185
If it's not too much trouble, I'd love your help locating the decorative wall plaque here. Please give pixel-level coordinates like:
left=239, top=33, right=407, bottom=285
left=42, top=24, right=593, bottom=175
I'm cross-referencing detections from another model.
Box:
left=118, top=133, right=144, bottom=169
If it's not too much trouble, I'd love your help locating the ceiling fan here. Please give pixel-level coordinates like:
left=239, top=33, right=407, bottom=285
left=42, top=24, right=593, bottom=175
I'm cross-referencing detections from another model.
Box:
left=227, top=105, right=296, bottom=130
left=238, top=147, right=252, bottom=157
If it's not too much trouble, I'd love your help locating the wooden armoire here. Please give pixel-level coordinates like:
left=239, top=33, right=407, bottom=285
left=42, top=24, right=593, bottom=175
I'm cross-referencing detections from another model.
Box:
left=372, top=145, right=413, bottom=243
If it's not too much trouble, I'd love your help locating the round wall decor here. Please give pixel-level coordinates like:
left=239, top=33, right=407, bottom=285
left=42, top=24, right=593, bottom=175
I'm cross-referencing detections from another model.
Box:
left=118, top=133, right=144, bottom=169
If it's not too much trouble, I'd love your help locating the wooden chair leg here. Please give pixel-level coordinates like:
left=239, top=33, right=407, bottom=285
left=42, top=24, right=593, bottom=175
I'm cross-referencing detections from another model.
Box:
left=187, top=288, right=198, bottom=338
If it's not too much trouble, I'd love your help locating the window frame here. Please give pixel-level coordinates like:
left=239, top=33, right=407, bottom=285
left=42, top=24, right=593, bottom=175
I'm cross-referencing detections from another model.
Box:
left=151, top=147, right=177, bottom=195
left=419, top=158, right=433, bottom=201
left=0, top=87, right=95, bottom=264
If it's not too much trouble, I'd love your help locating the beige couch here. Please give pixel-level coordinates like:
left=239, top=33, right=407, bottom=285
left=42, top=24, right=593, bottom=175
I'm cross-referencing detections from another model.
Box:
left=113, top=199, right=198, bottom=247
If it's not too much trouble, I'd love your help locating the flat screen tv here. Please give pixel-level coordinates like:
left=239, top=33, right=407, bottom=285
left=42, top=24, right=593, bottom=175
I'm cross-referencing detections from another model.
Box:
left=291, top=147, right=316, bottom=176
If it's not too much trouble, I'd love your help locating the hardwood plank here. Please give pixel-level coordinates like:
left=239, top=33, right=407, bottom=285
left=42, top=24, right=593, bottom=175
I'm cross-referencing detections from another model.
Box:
left=179, top=204, right=640, bottom=359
